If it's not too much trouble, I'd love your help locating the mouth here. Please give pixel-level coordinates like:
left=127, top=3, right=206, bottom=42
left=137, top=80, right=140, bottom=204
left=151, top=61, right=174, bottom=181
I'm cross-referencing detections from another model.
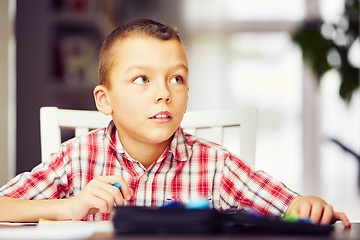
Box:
left=149, top=111, right=173, bottom=119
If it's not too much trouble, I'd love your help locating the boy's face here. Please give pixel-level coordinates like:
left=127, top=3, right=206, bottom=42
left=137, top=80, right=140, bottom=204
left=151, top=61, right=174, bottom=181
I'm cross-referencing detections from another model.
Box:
left=98, top=36, right=189, bottom=147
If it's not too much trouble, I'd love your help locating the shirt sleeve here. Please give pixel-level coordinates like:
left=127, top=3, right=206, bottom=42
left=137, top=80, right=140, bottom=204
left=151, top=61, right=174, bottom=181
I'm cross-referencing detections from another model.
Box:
left=219, top=153, right=298, bottom=217
left=0, top=151, right=71, bottom=200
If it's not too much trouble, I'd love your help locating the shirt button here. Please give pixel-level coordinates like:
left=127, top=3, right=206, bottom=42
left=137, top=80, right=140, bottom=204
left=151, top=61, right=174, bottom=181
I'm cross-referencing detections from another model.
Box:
left=141, top=175, right=148, bottom=182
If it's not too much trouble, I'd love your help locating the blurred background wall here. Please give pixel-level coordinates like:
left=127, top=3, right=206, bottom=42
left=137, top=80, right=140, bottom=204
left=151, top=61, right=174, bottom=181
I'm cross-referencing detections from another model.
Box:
left=0, top=0, right=359, bottom=220
left=0, top=0, right=16, bottom=189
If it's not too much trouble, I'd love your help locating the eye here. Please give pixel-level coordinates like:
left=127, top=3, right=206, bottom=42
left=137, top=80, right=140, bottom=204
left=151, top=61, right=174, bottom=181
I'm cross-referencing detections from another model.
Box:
left=133, top=76, right=149, bottom=84
left=169, top=75, right=184, bottom=85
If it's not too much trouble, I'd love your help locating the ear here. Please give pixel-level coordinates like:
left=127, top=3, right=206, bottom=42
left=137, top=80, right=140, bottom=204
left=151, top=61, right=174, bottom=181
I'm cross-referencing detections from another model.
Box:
left=93, top=85, right=112, bottom=115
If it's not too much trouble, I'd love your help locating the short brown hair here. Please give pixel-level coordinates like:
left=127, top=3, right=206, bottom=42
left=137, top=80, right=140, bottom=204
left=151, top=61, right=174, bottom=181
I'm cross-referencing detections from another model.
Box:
left=98, top=19, right=182, bottom=88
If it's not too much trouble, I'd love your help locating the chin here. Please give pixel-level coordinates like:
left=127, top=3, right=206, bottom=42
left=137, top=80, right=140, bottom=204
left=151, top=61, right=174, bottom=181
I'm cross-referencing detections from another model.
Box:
left=147, top=130, right=175, bottom=144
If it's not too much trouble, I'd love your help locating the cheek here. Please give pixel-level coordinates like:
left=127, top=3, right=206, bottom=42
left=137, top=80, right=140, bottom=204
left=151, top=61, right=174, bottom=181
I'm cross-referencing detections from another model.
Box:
left=108, top=91, right=131, bottom=112
left=176, top=88, right=189, bottom=103
left=172, top=85, right=188, bottom=96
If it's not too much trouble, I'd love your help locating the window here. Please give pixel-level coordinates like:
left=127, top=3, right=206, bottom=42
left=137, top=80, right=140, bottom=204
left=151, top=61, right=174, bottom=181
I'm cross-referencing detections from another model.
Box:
left=182, top=0, right=359, bottom=220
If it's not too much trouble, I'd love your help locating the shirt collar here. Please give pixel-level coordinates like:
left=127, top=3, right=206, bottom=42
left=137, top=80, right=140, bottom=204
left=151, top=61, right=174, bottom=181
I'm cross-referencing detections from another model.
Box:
left=103, top=120, right=117, bottom=148
left=169, top=127, right=192, bottom=162
left=104, top=121, right=136, bottom=162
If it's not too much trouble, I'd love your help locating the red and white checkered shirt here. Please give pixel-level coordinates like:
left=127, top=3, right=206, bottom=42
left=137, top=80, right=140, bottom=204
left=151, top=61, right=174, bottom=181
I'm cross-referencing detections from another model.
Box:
left=0, top=121, right=297, bottom=221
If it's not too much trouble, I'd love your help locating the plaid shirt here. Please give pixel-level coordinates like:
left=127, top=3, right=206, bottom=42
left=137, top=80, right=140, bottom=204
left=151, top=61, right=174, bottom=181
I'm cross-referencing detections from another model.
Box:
left=0, top=121, right=297, bottom=221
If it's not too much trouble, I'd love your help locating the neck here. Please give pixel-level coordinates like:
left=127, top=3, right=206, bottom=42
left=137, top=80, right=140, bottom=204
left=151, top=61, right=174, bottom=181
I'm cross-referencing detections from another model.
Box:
left=119, top=135, right=172, bottom=169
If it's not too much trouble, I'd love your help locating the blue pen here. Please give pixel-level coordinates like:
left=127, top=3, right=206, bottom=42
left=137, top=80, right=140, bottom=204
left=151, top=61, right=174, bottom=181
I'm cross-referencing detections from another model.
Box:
left=112, top=183, right=122, bottom=206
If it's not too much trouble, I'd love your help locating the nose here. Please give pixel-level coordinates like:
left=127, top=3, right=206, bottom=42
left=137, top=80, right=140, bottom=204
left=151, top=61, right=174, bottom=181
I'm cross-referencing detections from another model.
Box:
left=157, top=96, right=171, bottom=103
left=156, top=82, right=171, bottom=103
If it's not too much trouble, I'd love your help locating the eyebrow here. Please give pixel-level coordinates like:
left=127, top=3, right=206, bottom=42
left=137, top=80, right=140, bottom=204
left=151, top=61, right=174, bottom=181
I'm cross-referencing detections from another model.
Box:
left=174, top=63, right=188, bottom=72
left=125, top=63, right=188, bottom=73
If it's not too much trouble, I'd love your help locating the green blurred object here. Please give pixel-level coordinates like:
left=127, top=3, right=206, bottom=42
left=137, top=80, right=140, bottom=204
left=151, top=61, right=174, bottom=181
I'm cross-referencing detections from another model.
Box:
left=293, top=0, right=359, bottom=102
left=283, top=213, right=299, bottom=223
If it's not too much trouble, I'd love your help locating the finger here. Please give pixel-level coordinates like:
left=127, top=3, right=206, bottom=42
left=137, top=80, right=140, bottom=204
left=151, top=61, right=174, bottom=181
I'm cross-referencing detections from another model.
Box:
left=320, top=204, right=333, bottom=225
left=309, top=201, right=323, bottom=224
left=90, top=177, right=127, bottom=205
left=110, top=184, right=125, bottom=206
left=98, top=175, right=133, bottom=200
left=333, top=212, right=351, bottom=228
left=114, top=178, right=133, bottom=201
left=86, top=178, right=126, bottom=207
left=91, top=187, right=118, bottom=212
left=93, top=181, right=127, bottom=207
left=298, top=200, right=311, bottom=219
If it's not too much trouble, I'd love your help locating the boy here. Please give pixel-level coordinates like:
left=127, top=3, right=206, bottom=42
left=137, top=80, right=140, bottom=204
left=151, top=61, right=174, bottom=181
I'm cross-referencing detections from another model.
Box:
left=0, top=19, right=351, bottom=227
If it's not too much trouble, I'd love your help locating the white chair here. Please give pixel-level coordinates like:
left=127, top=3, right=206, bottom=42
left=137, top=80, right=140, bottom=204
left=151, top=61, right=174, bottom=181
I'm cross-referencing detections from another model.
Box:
left=40, top=107, right=257, bottom=168
left=39, top=107, right=112, bottom=163
left=180, top=108, right=257, bottom=168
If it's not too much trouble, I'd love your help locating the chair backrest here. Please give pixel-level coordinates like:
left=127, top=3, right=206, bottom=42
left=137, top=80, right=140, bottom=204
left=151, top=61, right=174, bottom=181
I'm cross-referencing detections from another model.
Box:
left=40, top=107, right=257, bottom=168
left=39, top=107, right=112, bottom=163
left=180, top=108, right=257, bottom=168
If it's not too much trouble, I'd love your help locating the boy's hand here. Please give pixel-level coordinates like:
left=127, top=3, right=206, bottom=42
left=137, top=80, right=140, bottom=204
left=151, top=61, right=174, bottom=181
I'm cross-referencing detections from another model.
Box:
left=64, top=176, right=133, bottom=220
left=286, top=195, right=351, bottom=228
